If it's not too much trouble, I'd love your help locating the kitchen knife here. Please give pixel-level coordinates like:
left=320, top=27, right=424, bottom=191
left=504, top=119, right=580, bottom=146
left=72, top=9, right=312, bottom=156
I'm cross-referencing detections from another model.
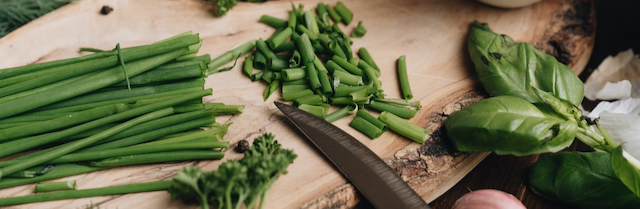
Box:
left=275, top=102, right=431, bottom=209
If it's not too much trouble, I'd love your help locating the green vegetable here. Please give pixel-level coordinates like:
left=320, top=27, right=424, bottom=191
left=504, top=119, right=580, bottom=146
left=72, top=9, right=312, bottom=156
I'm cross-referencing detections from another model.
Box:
left=378, top=111, right=428, bottom=143
left=528, top=152, right=640, bottom=208
left=396, top=55, right=413, bottom=100
left=0, top=181, right=172, bottom=206
left=259, top=15, right=288, bottom=28
left=35, top=181, right=76, bottom=193
left=334, top=2, right=353, bottom=25
left=368, top=99, right=417, bottom=119
left=168, top=133, right=296, bottom=209
left=324, top=105, right=356, bottom=122
left=90, top=150, right=225, bottom=167
left=445, top=96, right=576, bottom=156
left=350, top=116, right=383, bottom=139
left=467, top=21, right=583, bottom=106
left=211, top=0, right=238, bottom=17
left=0, top=47, right=194, bottom=119
left=611, top=146, right=640, bottom=198
left=350, top=21, right=367, bottom=38
left=325, top=4, right=342, bottom=24
left=0, top=134, right=294, bottom=209
left=0, top=108, right=174, bottom=179
left=208, top=39, right=257, bottom=72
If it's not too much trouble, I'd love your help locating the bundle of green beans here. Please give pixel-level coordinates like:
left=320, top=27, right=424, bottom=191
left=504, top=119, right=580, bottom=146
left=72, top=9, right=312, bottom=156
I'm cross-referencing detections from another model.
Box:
left=0, top=32, right=247, bottom=189
left=212, top=2, right=428, bottom=143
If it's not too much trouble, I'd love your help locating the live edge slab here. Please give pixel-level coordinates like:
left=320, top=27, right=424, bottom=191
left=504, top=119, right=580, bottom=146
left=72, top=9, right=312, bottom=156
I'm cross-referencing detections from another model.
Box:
left=0, top=0, right=594, bottom=208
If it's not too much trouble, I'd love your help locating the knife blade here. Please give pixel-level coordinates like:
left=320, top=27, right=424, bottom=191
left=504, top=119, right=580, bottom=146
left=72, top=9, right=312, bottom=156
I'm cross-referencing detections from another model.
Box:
left=275, top=102, right=431, bottom=209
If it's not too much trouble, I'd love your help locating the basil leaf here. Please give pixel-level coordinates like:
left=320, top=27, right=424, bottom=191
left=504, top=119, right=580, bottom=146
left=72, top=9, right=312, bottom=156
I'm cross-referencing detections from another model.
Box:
left=467, top=21, right=584, bottom=106
left=529, top=152, right=640, bottom=208
left=444, top=96, right=576, bottom=156
left=611, top=146, right=640, bottom=198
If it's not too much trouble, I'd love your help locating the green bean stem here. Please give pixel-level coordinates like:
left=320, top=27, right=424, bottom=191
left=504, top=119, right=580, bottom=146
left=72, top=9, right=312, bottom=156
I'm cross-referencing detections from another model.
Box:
left=0, top=181, right=172, bottom=206
left=326, top=4, right=342, bottom=23
left=0, top=48, right=191, bottom=119
left=335, top=2, right=353, bottom=25
left=282, top=68, right=307, bottom=81
left=35, top=181, right=77, bottom=193
left=331, top=55, right=363, bottom=76
left=350, top=116, right=384, bottom=139
left=267, top=27, right=293, bottom=49
left=356, top=109, right=387, bottom=131
left=324, top=105, right=356, bottom=123
left=378, top=111, right=428, bottom=144
left=0, top=108, right=174, bottom=179
left=397, top=55, right=413, bottom=100
left=259, top=15, right=288, bottom=28
left=0, top=104, right=122, bottom=142
left=90, top=150, right=224, bottom=167
left=368, top=99, right=417, bottom=119
left=243, top=55, right=254, bottom=78
left=357, top=47, right=380, bottom=71
left=298, top=104, right=328, bottom=118
left=283, top=89, right=315, bottom=101
left=208, top=39, right=257, bottom=70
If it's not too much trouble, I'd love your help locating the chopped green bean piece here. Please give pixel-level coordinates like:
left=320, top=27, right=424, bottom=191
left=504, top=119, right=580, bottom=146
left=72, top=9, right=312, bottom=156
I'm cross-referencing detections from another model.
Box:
left=304, top=11, right=320, bottom=36
left=268, top=27, right=293, bottom=49
left=316, top=3, right=331, bottom=27
left=350, top=116, right=383, bottom=139
left=282, top=68, right=307, bottom=81
left=294, top=94, right=325, bottom=105
left=331, top=55, right=363, bottom=76
left=333, top=70, right=363, bottom=86
left=325, top=60, right=349, bottom=74
left=282, top=84, right=309, bottom=94
left=358, top=47, right=380, bottom=71
left=283, top=89, right=315, bottom=101
left=272, top=41, right=296, bottom=53
left=256, top=38, right=278, bottom=63
left=328, top=42, right=347, bottom=60
left=334, top=85, right=372, bottom=97
left=289, top=50, right=302, bottom=67
left=35, top=181, right=77, bottom=193
left=356, top=109, right=387, bottom=131
left=397, top=55, right=413, bottom=100
left=324, top=105, right=356, bottom=123
left=326, top=4, right=342, bottom=23
left=288, top=12, right=297, bottom=30
left=259, top=15, right=288, bottom=28
left=240, top=57, right=252, bottom=79
left=368, top=99, right=417, bottom=119
left=269, top=57, right=289, bottom=71
left=298, top=104, right=326, bottom=118
left=264, top=79, right=281, bottom=101
left=335, top=2, right=353, bottom=25
left=378, top=111, right=428, bottom=143
left=253, top=50, right=267, bottom=70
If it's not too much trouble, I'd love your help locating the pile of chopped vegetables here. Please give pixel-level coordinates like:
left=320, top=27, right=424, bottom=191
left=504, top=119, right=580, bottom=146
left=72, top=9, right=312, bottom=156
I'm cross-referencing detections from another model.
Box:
left=213, top=2, right=429, bottom=143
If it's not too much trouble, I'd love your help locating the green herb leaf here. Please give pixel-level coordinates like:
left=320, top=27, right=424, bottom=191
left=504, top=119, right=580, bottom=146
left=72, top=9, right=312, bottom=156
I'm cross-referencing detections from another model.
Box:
left=444, top=96, right=576, bottom=156
left=467, top=21, right=584, bottom=106
left=611, top=146, right=640, bottom=198
left=528, top=152, right=640, bottom=208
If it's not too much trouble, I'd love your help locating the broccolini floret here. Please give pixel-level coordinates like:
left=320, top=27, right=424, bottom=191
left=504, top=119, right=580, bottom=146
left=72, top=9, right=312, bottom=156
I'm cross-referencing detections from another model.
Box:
left=168, top=133, right=296, bottom=209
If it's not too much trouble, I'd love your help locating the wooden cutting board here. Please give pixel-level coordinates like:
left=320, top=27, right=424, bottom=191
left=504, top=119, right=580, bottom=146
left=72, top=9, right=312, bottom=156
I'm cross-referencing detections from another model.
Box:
left=0, top=0, right=594, bottom=208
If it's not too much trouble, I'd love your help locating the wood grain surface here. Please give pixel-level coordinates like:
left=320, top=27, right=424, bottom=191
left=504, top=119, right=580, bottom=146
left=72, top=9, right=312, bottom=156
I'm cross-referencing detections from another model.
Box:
left=0, top=0, right=594, bottom=208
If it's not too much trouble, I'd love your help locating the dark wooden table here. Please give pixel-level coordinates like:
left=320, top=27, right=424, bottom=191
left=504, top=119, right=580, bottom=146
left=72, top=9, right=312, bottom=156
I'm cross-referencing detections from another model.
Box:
left=429, top=0, right=640, bottom=208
